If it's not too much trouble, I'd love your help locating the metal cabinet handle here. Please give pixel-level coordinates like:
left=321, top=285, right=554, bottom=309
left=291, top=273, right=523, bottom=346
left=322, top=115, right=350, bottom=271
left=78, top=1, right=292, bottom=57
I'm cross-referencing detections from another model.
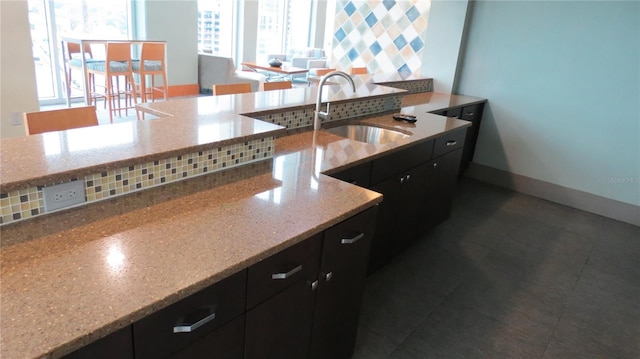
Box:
left=433, top=162, right=438, bottom=168
left=325, top=272, right=333, bottom=282
left=446, top=140, right=457, bottom=146
left=341, top=232, right=364, bottom=245
left=271, top=265, right=302, bottom=280
left=406, top=174, right=411, bottom=181
left=311, top=280, right=318, bottom=291
left=173, top=312, right=216, bottom=333
left=466, top=112, right=474, bottom=116
left=400, top=177, right=405, bottom=184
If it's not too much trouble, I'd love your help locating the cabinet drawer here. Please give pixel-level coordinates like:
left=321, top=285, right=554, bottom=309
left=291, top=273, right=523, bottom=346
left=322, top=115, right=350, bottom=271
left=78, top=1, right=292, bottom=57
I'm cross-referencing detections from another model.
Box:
left=247, top=234, right=321, bottom=309
left=167, top=315, right=245, bottom=359
left=133, top=270, right=247, bottom=359
left=371, top=139, right=434, bottom=184
left=63, top=326, right=133, bottom=359
left=460, top=104, right=481, bottom=121
left=329, top=161, right=372, bottom=187
left=433, top=128, right=466, bottom=158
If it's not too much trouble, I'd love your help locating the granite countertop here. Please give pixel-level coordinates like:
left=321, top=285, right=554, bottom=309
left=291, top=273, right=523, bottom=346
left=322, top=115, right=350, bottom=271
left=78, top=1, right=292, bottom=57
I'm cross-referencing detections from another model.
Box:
left=0, top=84, right=481, bottom=358
left=0, top=113, right=285, bottom=193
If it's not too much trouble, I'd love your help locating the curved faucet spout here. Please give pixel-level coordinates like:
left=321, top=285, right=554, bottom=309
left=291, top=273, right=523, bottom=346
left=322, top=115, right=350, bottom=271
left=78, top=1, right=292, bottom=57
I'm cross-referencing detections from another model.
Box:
left=314, top=71, right=356, bottom=131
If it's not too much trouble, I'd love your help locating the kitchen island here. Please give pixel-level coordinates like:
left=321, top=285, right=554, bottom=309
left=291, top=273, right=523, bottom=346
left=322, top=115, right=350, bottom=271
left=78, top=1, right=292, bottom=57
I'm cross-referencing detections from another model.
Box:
left=0, top=75, right=484, bottom=358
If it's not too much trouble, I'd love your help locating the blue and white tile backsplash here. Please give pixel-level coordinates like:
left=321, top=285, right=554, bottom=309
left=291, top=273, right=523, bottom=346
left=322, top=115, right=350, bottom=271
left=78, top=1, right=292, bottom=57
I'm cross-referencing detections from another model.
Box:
left=331, top=0, right=431, bottom=74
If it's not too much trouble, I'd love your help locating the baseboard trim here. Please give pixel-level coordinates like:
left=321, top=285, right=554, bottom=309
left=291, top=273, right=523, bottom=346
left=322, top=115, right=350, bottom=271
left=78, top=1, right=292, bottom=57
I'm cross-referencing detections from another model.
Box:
left=465, top=163, right=640, bottom=226
left=168, top=84, right=200, bottom=98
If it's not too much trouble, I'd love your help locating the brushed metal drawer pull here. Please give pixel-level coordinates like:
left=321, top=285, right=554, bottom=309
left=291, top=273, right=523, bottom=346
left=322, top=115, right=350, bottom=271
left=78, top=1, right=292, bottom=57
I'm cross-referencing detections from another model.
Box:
left=341, top=233, right=364, bottom=245
left=446, top=140, right=457, bottom=146
left=173, top=312, right=216, bottom=333
left=271, top=265, right=302, bottom=280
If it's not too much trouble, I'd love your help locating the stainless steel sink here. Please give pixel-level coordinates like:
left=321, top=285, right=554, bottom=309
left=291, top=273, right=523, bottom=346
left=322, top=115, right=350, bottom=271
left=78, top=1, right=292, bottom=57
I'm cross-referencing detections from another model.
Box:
left=325, top=125, right=410, bottom=145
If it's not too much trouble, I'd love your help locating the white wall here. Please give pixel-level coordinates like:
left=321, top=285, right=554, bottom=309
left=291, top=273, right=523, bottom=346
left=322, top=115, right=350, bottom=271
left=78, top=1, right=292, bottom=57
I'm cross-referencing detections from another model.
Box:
left=456, top=0, right=640, bottom=207
left=420, top=0, right=469, bottom=93
left=0, top=0, right=40, bottom=138
left=133, top=0, right=198, bottom=86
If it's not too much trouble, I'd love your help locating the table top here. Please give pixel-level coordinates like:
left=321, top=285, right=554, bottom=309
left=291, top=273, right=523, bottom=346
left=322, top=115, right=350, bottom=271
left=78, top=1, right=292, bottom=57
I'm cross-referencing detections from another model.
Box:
left=241, top=62, right=309, bottom=75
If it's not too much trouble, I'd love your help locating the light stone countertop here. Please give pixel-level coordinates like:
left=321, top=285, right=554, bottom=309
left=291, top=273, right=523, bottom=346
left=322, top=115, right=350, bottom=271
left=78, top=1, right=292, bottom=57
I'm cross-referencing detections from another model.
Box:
left=0, top=83, right=483, bottom=358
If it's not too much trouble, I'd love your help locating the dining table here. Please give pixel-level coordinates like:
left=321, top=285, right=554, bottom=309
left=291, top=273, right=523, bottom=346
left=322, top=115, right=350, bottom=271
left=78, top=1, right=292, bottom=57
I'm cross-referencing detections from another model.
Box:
left=241, top=61, right=308, bottom=82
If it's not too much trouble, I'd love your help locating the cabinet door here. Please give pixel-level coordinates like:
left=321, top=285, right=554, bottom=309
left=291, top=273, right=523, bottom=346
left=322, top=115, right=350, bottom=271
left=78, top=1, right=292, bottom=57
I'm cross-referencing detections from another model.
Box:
left=245, top=279, right=316, bottom=359
left=310, top=207, right=377, bottom=359
left=167, top=315, right=245, bottom=359
left=392, top=162, right=432, bottom=256
left=459, top=103, right=484, bottom=172
left=62, top=326, right=133, bottom=359
left=368, top=177, right=402, bottom=273
left=420, top=149, right=463, bottom=233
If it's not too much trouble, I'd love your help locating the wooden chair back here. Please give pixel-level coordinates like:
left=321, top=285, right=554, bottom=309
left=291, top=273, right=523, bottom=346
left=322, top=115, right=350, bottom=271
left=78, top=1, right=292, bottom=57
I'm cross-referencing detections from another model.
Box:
left=66, top=41, right=94, bottom=61
left=212, top=83, right=252, bottom=96
left=106, top=42, right=132, bottom=65
left=140, top=42, right=165, bottom=64
left=24, top=106, right=99, bottom=135
left=261, top=81, right=292, bottom=91
left=350, top=67, right=368, bottom=75
left=315, top=68, right=336, bottom=77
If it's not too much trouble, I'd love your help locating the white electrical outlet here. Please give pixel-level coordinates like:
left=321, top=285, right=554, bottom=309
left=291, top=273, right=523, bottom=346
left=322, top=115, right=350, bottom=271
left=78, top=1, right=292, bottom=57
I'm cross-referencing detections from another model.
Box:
left=43, top=180, right=86, bottom=212
left=10, top=112, right=23, bottom=126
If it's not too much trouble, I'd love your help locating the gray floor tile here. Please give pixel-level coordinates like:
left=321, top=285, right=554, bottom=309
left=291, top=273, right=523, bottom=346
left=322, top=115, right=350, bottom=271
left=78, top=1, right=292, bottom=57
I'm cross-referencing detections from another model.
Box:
left=354, top=178, right=639, bottom=359
left=351, top=325, right=399, bottom=359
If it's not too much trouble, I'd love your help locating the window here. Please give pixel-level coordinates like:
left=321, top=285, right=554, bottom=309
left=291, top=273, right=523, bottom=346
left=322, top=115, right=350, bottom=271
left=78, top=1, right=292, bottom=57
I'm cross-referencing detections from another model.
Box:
left=256, top=0, right=314, bottom=62
left=28, top=0, right=130, bottom=104
left=197, top=0, right=235, bottom=57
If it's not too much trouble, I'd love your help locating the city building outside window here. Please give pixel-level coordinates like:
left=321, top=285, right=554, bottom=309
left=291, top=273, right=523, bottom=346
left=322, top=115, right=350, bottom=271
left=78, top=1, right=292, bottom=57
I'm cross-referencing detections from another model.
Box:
left=256, top=0, right=314, bottom=63
left=197, top=0, right=235, bottom=57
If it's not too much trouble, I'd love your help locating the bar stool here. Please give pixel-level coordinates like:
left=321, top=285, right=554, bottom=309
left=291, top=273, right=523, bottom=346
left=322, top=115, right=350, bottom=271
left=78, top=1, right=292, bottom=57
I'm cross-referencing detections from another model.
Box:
left=63, top=41, right=104, bottom=105
left=132, top=42, right=168, bottom=103
left=87, top=42, right=139, bottom=123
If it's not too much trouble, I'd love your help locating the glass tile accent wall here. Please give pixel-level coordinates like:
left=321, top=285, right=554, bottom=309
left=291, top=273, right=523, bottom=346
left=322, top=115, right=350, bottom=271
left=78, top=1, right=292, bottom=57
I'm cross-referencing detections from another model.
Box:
left=332, top=0, right=431, bottom=74
left=252, top=95, right=402, bottom=130
left=0, top=138, right=274, bottom=226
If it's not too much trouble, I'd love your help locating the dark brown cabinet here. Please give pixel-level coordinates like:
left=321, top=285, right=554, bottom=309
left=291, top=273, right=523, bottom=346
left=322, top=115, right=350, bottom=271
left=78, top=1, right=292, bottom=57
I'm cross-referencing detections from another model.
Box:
left=245, top=234, right=321, bottom=359
left=329, top=129, right=467, bottom=275
left=310, top=207, right=377, bottom=359
left=133, top=270, right=247, bottom=359
left=62, top=326, right=134, bottom=359
left=430, top=102, right=485, bottom=174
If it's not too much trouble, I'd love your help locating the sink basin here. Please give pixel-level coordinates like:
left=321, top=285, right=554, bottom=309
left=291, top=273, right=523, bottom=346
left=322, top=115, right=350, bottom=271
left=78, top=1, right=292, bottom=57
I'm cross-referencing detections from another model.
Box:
left=325, top=125, right=410, bottom=145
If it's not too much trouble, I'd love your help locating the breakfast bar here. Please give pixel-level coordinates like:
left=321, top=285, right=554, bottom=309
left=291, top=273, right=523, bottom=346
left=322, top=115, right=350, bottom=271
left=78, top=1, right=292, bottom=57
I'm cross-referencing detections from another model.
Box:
left=0, top=75, right=485, bottom=358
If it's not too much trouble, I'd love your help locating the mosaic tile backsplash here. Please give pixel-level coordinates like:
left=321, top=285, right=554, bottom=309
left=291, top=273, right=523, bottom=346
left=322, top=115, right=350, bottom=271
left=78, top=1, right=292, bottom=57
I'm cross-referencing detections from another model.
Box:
left=0, top=138, right=274, bottom=226
left=332, top=0, right=431, bottom=74
left=253, top=96, right=402, bottom=130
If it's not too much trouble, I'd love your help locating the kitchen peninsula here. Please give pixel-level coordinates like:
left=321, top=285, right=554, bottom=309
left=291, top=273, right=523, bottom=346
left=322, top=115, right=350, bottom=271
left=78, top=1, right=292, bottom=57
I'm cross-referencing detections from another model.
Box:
left=0, top=74, right=485, bottom=358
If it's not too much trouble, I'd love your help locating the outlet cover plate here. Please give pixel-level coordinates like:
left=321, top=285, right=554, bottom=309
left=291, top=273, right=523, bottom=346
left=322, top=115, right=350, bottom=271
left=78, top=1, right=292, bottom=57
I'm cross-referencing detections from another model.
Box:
left=43, top=180, right=86, bottom=212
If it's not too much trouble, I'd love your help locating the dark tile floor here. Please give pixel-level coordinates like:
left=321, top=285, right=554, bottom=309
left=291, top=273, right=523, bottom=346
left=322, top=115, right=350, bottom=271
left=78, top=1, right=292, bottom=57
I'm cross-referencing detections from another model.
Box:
left=353, top=178, right=640, bottom=359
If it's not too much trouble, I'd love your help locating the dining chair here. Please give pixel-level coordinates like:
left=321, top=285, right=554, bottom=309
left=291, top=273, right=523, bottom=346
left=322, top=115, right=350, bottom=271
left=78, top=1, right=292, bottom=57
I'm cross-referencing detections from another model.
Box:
left=23, top=106, right=99, bottom=135
left=212, top=83, right=252, bottom=95
left=307, top=68, right=337, bottom=86
left=350, top=67, right=368, bottom=75
left=260, top=81, right=292, bottom=91
left=132, top=42, right=168, bottom=103
left=87, top=42, right=139, bottom=123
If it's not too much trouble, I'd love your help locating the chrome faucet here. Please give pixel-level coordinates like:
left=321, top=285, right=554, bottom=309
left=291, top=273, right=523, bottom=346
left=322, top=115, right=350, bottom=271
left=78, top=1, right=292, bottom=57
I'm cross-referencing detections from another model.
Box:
left=314, top=71, right=356, bottom=130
